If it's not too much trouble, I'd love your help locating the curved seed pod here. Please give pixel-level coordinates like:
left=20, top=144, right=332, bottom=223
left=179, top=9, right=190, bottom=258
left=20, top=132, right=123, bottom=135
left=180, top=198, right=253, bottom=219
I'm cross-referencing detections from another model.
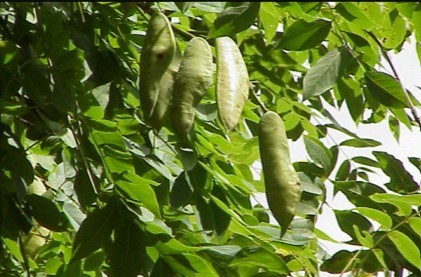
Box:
left=171, top=37, right=213, bottom=144
left=259, top=111, right=301, bottom=237
left=216, top=36, right=249, bottom=132
left=139, top=12, right=176, bottom=123
left=149, top=46, right=182, bottom=130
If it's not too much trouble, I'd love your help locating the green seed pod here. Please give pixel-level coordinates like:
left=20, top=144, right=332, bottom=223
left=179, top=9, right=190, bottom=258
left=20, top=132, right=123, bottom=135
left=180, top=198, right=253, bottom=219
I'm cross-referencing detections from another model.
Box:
left=150, top=46, right=182, bottom=130
left=216, top=36, right=249, bottom=132
left=259, top=111, right=301, bottom=237
left=171, top=37, right=213, bottom=144
left=139, top=12, right=176, bottom=124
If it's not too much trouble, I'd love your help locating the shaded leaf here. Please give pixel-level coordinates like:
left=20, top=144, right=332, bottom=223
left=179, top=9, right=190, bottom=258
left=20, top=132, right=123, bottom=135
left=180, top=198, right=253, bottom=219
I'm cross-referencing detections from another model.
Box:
left=279, top=19, right=331, bottom=51
left=373, top=151, right=419, bottom=193
left=304, top=136, right=331, bottom=173
left=365, top=71, right=408, bottom=108
left=27, top=195, right=69, bottom=232
left=110, top=220, right=148, bottom=277
left=209, top=2, right=261, bottom=38
left=340, top=138, right=381, bottom=148
left=335, top=210, right=372, bottom=244
left=71, top=205, right=114, bottom=261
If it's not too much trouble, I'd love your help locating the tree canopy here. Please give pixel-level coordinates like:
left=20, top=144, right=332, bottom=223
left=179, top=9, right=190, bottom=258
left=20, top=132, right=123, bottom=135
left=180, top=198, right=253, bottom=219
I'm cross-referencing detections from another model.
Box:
left=1, top=2, right=420, bottom=276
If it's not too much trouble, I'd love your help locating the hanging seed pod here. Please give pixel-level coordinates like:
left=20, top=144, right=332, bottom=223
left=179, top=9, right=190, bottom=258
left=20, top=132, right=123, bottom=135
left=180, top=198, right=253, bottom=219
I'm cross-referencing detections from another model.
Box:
left=171, top=37, right=213, bottom=145
left=216, top=36, right=249, bottom=132
left=259, top=111, right=301, bottom=237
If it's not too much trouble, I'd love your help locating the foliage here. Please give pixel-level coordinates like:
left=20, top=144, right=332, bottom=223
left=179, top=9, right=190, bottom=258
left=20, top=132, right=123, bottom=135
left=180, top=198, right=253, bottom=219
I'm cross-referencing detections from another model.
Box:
left=1, top=2, right=420, bottom=276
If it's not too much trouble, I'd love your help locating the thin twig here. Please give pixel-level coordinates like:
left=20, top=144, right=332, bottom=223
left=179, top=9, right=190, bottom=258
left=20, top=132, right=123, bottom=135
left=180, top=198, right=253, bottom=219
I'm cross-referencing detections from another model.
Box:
left=249, top=82, right=268, bottom=113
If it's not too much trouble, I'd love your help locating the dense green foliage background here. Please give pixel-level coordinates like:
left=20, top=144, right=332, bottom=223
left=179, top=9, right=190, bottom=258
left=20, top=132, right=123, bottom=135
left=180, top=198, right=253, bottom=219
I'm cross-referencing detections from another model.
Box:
left=1, top=2, right=420, bottom=276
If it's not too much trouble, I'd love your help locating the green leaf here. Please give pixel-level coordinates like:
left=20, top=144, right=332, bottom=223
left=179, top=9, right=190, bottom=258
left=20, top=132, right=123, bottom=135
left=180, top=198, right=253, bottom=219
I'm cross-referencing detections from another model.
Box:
left=304, top=136, right=332, bottom=173
left=408, top=217, right=421, bottom=237
left=365, top=71, right=409, bottom=108
left=229, top=246, right=288, bottom=274
left=71, top=205, right=114, bottom=261
left=84, top=251, right=105, bottom=272
left=340, top=138, right=381, bottom=148
left=259, top=2, right=279, bottom=42
left=352, top=156, right=380, bottom=168
left=208, top=2, right=261, bottom=38
left=201, top=245, right=242, bottom=258
left=116, top=172, right=161, bottom=217
left=354, top=207, right=392, bottom=230
left=388, top=230, right=421, bottom=269
left=352, top=225, right=373, bottom=248
left=335, top=2, right=377, bottom=30
left=373, top=151, right=419, bottom=193
left=110, top=221, right=147, bottom=276
left=320, top=250, right=353, bottom=273
left=279, top=19, right=331, bottom=51
left=370, top=193, right=413, bottom=216
left=164, top=253, right=219, bottom=276
left=303, top=47, right=352, bottom=99
left=335, top=210, right=372, bottom=244
left=26, top=195, right=69, bottom=232
left=174, top=2, right=193, bottom=13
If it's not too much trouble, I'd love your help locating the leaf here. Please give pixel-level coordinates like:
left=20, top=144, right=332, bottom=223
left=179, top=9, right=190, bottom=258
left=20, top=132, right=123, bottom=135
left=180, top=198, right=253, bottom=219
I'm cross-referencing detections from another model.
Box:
left=370, top=193, right=413, bottom=216
left=303, top=47, right=352, bottom=99
left=352, top=225, right=373, bottom=248
left=335, top=2, right=377, bottom=30
left=365, top=71, right=409, bottom=108
left=335, top=210, right=372, bottom=244
left=71, top=205, right=114, bottom=261
left=304, top=136, right=332, bottom=173
left=229, top=246, right=288, bottom=274
left=164, top=253, right=219, bottom=276
left=26, top=195, right=69, bottom=232
left=408, top=217, right=421, bottom=237
left=340, top=138, right=381, bottom=148
left=208, top=2, right=261, bottom=38
left=110, top=221, right=147, bottom=276
left=84, top=251, right=105, bottom=272
left=354, top=207, right=392, bottom=230
left=170, top=172, right=193, bottom=208
left=174, top=2, right=193, bottom=13
left=278, top=19, right=331, bottom=51
left=388, top=230, right=421, bottom=269
left=352, top=156, right=380, bottom=168
left=201, top=245, right=242, bottom=258
left=373, top=151, right=419, bottom=193
left=116, top=172, right=161, bottom=217
left=259, top=2, right=279, bottom=42
left=320, top=250, right=353, bottom=273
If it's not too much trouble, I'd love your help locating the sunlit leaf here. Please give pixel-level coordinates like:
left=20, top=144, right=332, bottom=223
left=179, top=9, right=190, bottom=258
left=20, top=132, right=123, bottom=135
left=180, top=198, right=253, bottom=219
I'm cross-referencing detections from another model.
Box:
left=388, top=230, right=421, bottom=269
left=355, top=207, right=392, bottom=230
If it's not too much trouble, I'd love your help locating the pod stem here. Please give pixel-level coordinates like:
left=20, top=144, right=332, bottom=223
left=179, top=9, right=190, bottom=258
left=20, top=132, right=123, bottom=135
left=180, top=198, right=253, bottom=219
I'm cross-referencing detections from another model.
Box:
left=250, top=81, right=269, bottom=113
